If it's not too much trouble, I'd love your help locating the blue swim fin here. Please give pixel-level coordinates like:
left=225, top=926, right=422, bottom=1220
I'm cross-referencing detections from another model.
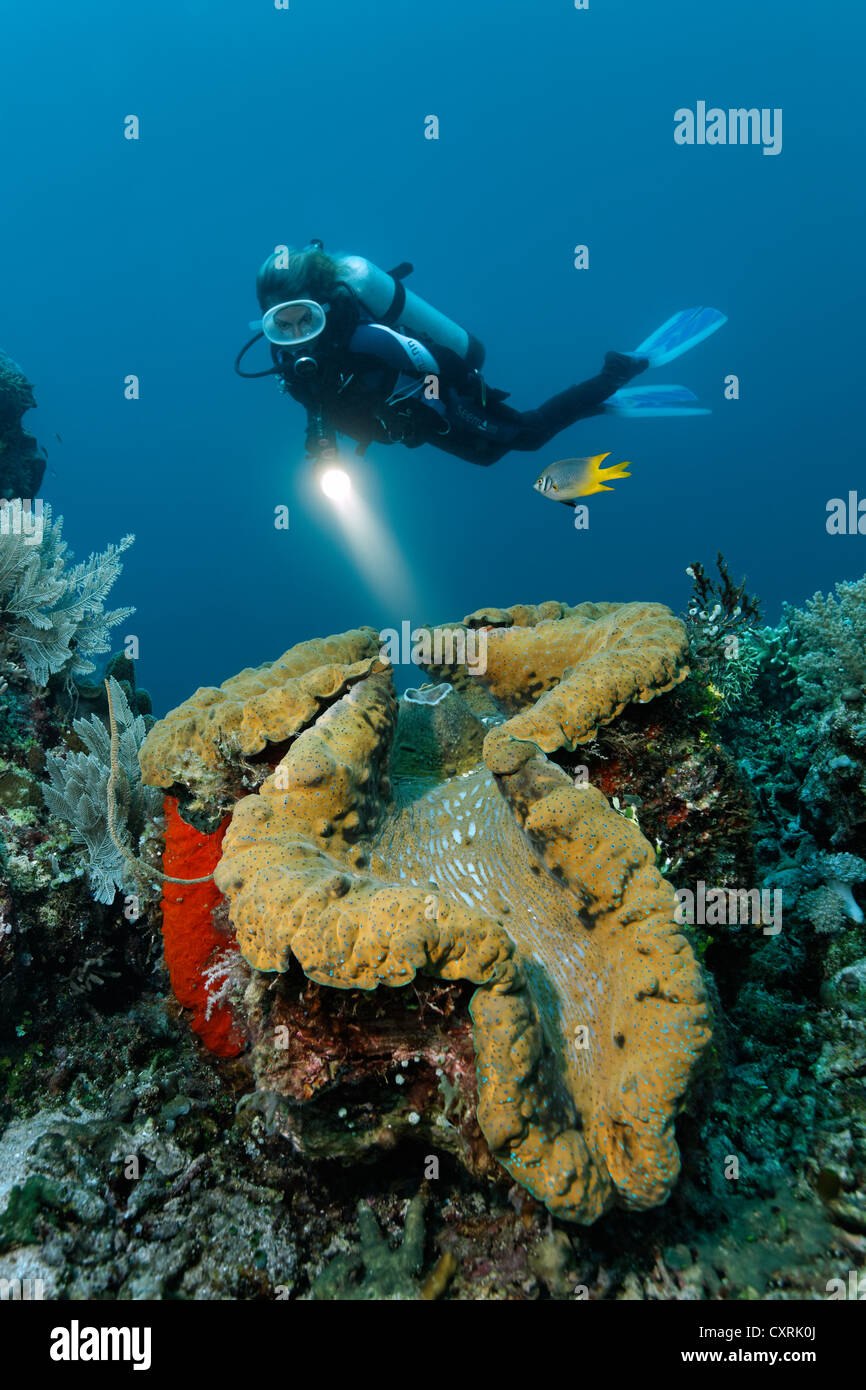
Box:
left=630, top=307, right=727, bottom=368
left=604, top=384, right=710, bottom=417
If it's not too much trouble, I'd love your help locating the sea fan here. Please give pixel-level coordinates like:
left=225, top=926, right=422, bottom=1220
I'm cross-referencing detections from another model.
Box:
left=0, top=501, right=134, bottom=686
left=42, top=678, right=161, bottom=904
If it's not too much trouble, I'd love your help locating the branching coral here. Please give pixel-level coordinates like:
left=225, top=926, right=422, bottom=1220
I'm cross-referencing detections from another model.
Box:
left=683, top=554, right=763, bottom=715
left=0, top=503, right=134, bottom=686
left=309, top=1196, right=427, bottom=1300
left=806, top=852, right=866, bottom=925
left=687, top=553, right=761, bottom=629
left=720, top=576, right=866, bottom=887
left=800, top=886, right=849, bottom=935
left=782, top=576, right=866, bottom=710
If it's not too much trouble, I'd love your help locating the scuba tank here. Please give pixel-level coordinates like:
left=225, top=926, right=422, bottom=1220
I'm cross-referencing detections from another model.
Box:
left=239, top=240, right=486, bottom=375
left=332, top=254, right=486, bottom=370
left=234, top=240, right=487, bottom=462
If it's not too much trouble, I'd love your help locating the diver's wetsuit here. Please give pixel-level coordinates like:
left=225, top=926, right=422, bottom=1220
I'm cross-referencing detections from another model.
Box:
left=275, top=306, right=647, bottom=467
left=425, top=348, right=645, bottom=465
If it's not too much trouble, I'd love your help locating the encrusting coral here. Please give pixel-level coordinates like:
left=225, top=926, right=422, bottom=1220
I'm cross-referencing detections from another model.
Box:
left=141, top=602, right=710, bottom=1224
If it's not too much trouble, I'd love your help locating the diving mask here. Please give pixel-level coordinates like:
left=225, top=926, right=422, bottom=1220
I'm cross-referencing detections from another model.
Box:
left=261, top=299, right=327, bottom=348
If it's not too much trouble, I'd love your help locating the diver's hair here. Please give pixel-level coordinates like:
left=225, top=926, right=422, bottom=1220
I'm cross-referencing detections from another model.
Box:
left=256, top=247, right=342, bottom=311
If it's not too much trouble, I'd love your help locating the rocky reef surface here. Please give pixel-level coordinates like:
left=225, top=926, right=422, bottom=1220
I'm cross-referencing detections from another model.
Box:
left=0, top=352, right=45, bottom=502
left=1, top=487, right=864, bottom=1297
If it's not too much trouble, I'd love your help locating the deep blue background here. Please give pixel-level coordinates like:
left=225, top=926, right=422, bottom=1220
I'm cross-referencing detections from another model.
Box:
left=1, top=0, right=862, bottom=713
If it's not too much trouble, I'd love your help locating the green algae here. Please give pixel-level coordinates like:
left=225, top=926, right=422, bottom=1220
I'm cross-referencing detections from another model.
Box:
left=310, top=1195, right=427, bottom=1300
left=0, top=1174, right=65, bottom=1252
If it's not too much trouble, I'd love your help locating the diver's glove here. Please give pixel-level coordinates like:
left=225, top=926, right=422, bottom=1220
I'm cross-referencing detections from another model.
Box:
left=304, top=404, right=339, bottom=462
left=602, top=350, right=649, bottom=386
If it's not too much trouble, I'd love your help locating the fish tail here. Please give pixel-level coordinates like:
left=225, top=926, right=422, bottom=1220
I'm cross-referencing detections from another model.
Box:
left=599, top=459, right=632, bottom=481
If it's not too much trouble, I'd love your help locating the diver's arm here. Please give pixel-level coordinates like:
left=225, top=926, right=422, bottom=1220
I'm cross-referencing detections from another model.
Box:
left=304, top=400, right=339, bottom=460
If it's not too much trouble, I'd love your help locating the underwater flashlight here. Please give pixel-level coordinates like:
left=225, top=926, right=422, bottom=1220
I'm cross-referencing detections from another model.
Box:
left=308, top=424, right=352, bottom=504
left=320, top=466, right=352, bottom=503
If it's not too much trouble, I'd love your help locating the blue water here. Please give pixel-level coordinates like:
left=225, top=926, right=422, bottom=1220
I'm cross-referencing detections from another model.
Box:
left=1, top=0, right=862, bottom=714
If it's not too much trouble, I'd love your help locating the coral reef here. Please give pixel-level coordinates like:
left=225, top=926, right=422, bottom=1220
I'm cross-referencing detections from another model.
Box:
left=0, top=353, right=45, bottom=501
left=6, top=341, right=864, bottom=1301
left=3, top=476, right=865, bottom=1296
left=0, top=499, right=165, bottom=1109
left=0, top=685, right=153, bottom=1047
left=721, top=579, right=866, bottom=909
left=0, top=1004, right=301, bottom=1299
left=672, top=572, right=866, bottom=1245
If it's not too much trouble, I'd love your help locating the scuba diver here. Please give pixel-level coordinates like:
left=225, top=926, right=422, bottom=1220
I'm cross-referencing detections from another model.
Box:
left=235, top=240, right=726, bottom=476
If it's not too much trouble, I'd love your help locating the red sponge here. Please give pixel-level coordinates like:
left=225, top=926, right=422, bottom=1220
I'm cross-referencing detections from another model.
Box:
left=161, top=796, right=244, bottom=1057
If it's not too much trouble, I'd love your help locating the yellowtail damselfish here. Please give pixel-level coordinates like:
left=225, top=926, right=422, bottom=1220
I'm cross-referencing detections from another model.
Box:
left=532, top=452, right=632, bottom=504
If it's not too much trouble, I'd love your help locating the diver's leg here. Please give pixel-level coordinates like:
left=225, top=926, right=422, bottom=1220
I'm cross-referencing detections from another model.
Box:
left=427, top=425, right=509, bottom=466
left=426, top=353, right=648, bottom=465
left=504, top=352, right=648, bottom=451
left=423, top=383, right=613, bottom=466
